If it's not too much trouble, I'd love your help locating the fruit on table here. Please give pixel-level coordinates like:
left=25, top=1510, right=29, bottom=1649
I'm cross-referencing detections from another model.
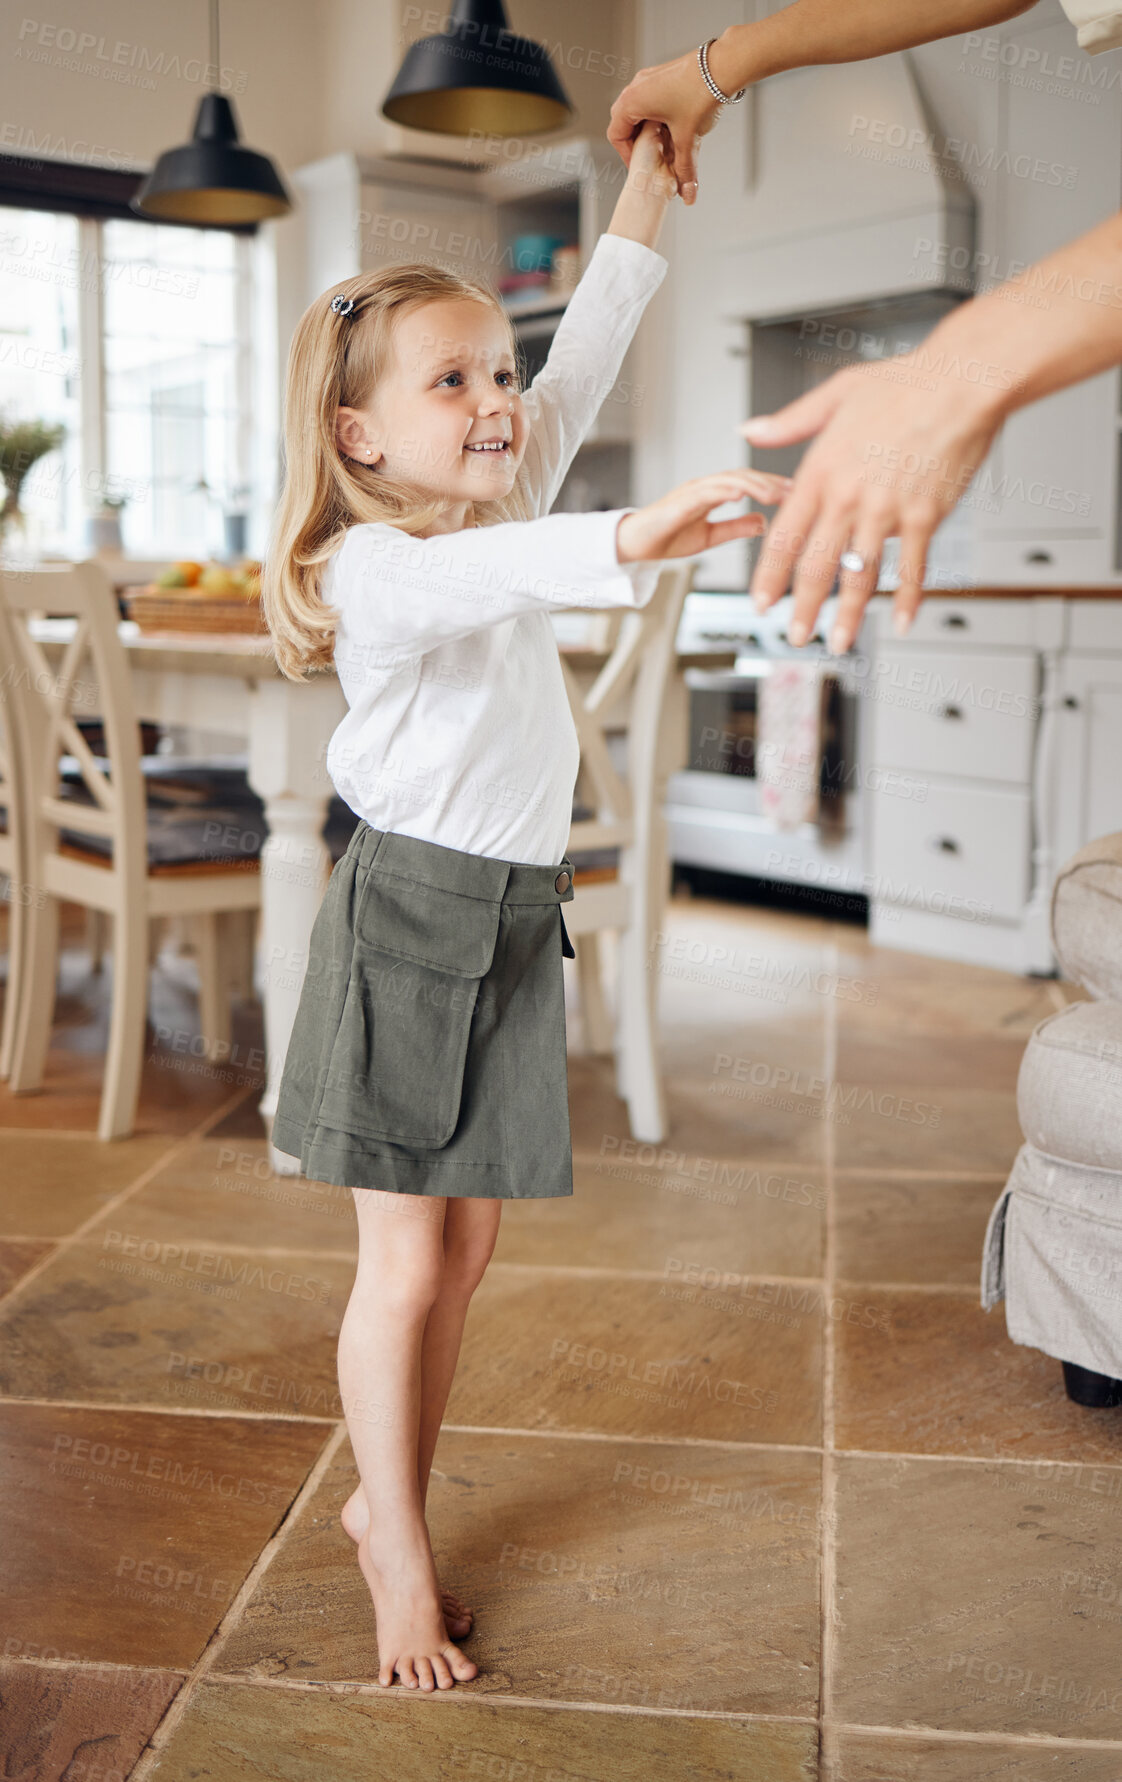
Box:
left=150, top=559, right=262, bottom=599
left=197, top=566, right=241, bottom=598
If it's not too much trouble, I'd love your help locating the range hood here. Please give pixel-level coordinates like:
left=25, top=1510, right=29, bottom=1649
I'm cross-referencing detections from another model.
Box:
left=720, top=52, right=976, bottom=321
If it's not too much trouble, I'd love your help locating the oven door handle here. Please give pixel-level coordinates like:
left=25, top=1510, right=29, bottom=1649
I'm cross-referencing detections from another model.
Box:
left=684, top=666, right=769, bottom=690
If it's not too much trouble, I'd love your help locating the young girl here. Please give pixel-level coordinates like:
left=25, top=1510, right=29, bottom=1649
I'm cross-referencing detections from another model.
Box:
left=263, top=122, right=787, bottom=1693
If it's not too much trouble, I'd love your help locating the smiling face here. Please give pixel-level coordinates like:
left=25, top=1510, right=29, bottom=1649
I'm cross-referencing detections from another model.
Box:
left=335, top=297, right=527, bottom=526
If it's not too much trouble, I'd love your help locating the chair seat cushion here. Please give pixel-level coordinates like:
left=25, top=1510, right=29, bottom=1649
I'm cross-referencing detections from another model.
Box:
left=59, top=767, right=364, bottom=873
left=58, top=764, right=267, bottom=871
left=1017, top=1000, right=1122, bottom=1171
left=1051, top=832, right=1122, bottom=999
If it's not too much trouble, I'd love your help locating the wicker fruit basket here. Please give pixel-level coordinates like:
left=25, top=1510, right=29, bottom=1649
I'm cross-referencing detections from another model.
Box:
left=124, top=587, right=269, bottom=636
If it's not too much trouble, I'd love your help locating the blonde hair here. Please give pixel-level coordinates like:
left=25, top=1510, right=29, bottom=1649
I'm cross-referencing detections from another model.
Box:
left=263, top=262, right=532, bottom=681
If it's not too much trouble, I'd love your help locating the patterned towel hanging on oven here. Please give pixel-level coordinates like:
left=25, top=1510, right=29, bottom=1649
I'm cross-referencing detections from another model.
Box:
left=757, top=660, right=827, bottom=831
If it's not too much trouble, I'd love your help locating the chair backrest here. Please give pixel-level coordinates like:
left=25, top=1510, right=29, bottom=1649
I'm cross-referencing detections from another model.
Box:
left=0, top=561, right=147, bottom=885
left=561, top=560, right=694, bottom=857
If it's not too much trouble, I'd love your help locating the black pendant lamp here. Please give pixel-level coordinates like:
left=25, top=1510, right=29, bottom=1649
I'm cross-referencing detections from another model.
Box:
left=382, top=0, right=573, bottom=138
left=132, top=0, right=291, bottom=225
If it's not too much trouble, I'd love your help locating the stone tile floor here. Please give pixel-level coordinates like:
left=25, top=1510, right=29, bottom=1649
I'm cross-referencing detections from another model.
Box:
left=1, top=892, right=1119, bottom=1781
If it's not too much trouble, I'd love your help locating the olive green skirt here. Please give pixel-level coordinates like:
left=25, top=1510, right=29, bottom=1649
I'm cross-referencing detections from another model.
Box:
left=271, top=821, right=578, bottom=1199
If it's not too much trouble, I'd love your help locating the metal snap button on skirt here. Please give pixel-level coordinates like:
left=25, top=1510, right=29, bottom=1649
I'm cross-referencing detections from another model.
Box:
left=271, top=821, right=578, bottom=1198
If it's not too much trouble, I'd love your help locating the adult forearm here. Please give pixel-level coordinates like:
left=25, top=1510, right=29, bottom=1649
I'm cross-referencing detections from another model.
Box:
left=916, top=210, right=1122, bottom=425
left=705, top=0, right=1037, bottom=90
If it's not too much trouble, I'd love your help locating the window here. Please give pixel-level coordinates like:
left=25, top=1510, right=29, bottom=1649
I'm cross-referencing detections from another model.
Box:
left=0, top=209, right=83, bottom=557
left=0, top=203, right=258, bottom=562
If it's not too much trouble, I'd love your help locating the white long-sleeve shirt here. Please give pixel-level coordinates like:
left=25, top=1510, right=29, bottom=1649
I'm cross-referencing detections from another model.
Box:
left=323, top=231, right=668, bottom=866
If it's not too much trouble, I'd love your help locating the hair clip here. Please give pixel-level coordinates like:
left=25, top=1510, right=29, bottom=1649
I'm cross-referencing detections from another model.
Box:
left=330, top=294, right=356, bottom=318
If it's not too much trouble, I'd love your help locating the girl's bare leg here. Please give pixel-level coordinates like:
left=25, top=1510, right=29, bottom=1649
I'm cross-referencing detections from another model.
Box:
left=336, top=1186, right=477, bottom=1690
left=342, top=1196, right=502, bottom=1641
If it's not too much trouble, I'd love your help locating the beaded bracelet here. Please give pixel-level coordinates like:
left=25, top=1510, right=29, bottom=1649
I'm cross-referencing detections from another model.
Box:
left=697, top=37, right=746, bottom=105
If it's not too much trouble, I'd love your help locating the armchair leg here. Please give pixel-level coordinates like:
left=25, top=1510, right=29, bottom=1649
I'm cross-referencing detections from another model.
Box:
left=1062, top=1360, right=1122, bottom=1408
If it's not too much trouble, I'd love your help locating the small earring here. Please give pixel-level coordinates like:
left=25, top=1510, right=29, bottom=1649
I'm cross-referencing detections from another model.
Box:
left=366, top=446, right=372, bottom=456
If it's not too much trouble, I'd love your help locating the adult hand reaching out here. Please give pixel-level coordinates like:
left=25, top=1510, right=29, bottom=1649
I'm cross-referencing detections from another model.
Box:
left=741, top=359, right=1007, bottom=654
left=740, top=204, right=1122, bottom=653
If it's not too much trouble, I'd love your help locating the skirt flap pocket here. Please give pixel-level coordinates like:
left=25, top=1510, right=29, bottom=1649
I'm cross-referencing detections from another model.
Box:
left=317, top=872, right=505, bottom=1148
left=355, top=869, right=503, bottom=978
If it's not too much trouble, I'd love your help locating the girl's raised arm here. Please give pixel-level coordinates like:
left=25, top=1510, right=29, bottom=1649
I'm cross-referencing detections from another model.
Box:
left=516, top=124, right=675, bottom=519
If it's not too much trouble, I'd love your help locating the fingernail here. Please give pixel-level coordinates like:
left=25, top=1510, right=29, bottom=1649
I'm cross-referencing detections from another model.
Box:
left=741, top=419, right=775, bottom=440
left=893, top=609, right=912, bottom=637
left=752, top=589, right=771, bottom=613
left=682, top=181, right=697, bottom=201
left=829, top=626, right=847, bottom=656
left=787, top=618, right=808, bottom=646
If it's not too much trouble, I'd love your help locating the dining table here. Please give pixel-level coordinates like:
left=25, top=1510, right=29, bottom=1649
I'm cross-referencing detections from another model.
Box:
left=31, top=615, right=724, bottom=1167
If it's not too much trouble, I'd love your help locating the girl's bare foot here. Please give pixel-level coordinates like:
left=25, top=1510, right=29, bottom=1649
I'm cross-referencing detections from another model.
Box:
left=355, top=1523, right=478, bottom=1690
left=340, top=1488, right=474, bottom=1640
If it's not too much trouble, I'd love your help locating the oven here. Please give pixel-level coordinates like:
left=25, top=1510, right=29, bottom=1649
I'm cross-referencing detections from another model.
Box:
left=666, top=591, right=872, bottom=897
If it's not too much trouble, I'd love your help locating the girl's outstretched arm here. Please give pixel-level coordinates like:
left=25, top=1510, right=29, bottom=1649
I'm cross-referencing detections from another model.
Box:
left=331, top=469, right=789, bottom=669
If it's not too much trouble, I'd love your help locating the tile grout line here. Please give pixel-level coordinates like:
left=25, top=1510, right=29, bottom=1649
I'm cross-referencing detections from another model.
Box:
left=0, top=1084, right=259, bottom=1317
left=200, top=1671, right=820, bottom=1722
left=129, top=1420, right=350, bottom=1779
left=0, top=1238, right=994, bottom=1297
left=820, top=939, right=840, bottom=1781
left=5, top=1387, right=1120, bottom=1474
left=822, top=1717, right=1122, bottom=1752
left=11, top=1650, right=1122, bottom=1752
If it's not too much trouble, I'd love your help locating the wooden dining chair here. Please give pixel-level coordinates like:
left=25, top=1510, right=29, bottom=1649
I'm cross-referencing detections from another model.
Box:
left=0, top=561, right=262, bottom=1139
left=562, top=560, right=695, bottom=1144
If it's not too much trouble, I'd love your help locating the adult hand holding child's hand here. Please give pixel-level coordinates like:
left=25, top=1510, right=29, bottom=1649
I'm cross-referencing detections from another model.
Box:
left=616, top=469, right=792, bottom=563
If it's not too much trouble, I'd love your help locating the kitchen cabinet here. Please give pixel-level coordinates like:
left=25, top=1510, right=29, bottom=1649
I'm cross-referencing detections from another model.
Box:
left=866, top=596, right=1122, bottom=972
left=864, top=593, right=1069, bottom=972
left=1055, top=651, right=1122, bottom=866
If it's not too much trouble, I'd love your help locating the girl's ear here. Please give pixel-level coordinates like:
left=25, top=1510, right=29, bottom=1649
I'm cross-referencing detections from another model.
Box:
left=335, top=405, right=382, bottom=465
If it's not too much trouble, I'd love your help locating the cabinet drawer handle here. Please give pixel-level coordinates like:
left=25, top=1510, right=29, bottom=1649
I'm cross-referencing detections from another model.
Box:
left=938, top=703, right=964, bottom=721
left=1025, top=550, right=1054, bottom=564
left=1063, top=695, right=1080, bottom=710
left=932, top=836, right=961, bottom=855
left=940, top=614, right=968, bottom=630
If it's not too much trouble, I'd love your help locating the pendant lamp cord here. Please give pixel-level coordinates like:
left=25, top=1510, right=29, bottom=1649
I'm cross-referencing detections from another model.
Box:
left=209, top=0, right=220, bottom=89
